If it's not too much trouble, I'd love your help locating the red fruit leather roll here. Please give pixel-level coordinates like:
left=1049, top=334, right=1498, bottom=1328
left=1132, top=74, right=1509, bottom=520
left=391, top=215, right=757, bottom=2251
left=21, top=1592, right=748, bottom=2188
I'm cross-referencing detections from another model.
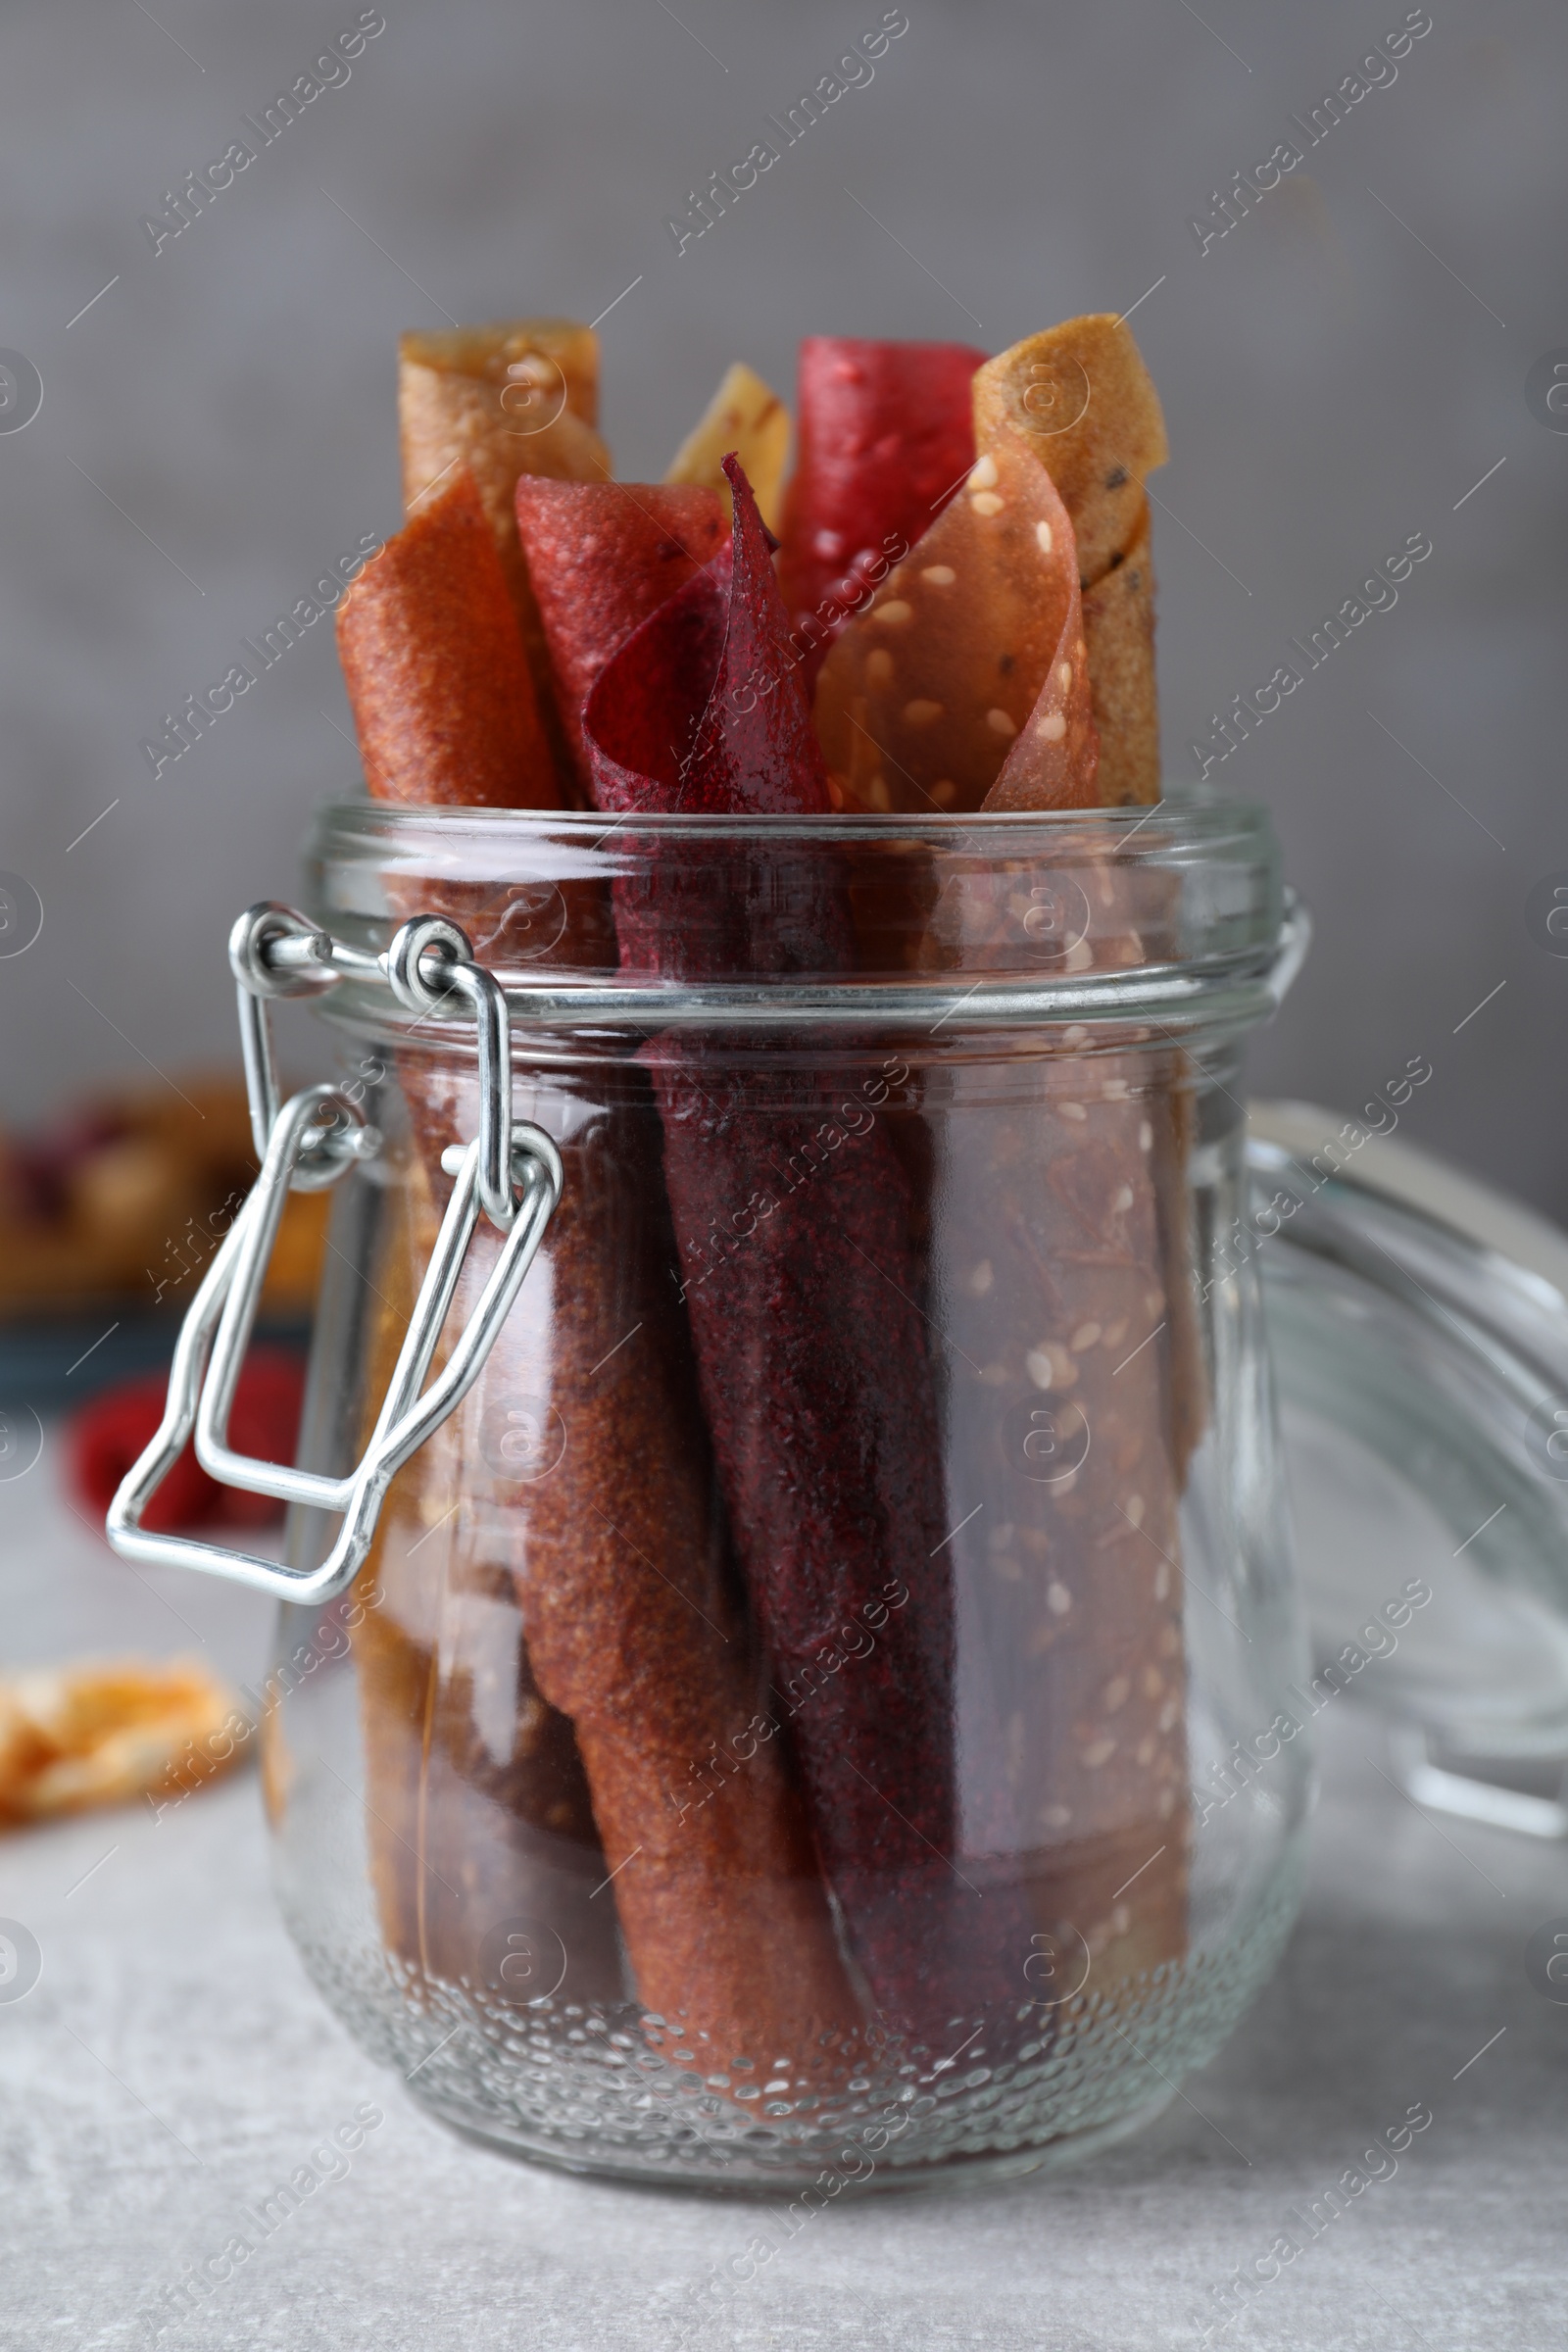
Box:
left=776, top=337, right=988, bottom=688
left=514, top=479, right=725, bottom=794
left=336, top=471, right=556, bottom=809
left=339, top=475, right=858, bottom=2067
left=583, top=457, right=1035, bottom=2044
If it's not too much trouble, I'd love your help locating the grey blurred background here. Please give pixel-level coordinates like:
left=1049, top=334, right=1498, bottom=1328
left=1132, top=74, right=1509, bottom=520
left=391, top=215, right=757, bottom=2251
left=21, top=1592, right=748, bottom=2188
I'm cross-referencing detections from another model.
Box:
left=1, top=0, right=1563, bottom=1204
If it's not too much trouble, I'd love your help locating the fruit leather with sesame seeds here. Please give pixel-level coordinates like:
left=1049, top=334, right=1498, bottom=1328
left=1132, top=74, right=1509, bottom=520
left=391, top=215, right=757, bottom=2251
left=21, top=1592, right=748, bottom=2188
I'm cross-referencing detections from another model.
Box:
left=814, top=324, right=1196, bottom=1989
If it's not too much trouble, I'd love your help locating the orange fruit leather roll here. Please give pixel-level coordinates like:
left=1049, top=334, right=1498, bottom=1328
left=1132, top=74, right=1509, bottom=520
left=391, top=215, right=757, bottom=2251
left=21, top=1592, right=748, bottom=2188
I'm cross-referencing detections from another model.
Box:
left=815, top=320, right=1199, bottom=2001
left=335, top=462, right=861, bottom=2076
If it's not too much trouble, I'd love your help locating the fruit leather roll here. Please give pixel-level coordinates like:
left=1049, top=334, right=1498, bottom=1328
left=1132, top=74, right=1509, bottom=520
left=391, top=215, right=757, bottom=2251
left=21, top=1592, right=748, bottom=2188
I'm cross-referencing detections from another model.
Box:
left=664, top=361, right=790, bottom=530
left=818, top=336, right=1197, bottom=1992
left=337, top=467, right=858, bottom=2068
left=580, top=457, right=1037, bottom=2045
left=777, top=336, right=987, bottom=695
left=396, top=1054, right=859, bottom=2073
left=399, top=317, right=612, bottom=797
left=810, top=319, right=1168, bottom=817
left=514, top=477, right=725, bottom=794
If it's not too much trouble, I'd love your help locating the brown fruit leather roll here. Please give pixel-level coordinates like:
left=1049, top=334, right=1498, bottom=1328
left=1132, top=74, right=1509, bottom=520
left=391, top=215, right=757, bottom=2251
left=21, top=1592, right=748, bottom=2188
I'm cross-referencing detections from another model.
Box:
left=339, top=473, right=859, bottom=2069
left=398, top=318, right=612, bottom=795
left=397, top=1056, right=861, bottom=2071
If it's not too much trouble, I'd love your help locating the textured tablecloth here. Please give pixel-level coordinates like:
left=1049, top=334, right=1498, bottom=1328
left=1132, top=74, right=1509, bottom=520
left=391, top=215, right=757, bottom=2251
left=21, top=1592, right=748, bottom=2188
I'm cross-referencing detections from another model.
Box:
left=1, top=1431, right=1563, bottom=2350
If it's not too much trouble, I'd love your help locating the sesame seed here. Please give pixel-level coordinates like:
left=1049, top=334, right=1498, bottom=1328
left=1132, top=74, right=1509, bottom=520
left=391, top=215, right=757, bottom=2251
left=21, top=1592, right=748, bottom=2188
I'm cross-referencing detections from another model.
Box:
left=921, top=564, right=956, bottom=585
left=904, top=698, right=943, bottom=725
left=1156, top=1787, right=1177, bottom=1818
left=1102, top=1318, right=1128, bottom=1347
left=970, top=491, right=1004, bottom=516
left=931, top=778, right=956, bottom=805
left=1043, top=1802, right=1072, bottom=1829
left=1035, top=518, right=1054, bottom=555
left=1125, top=1493, right=1145, bottom=1527
left=1058, top=1101, right=1087, bottom=1121
left=986, top=707, right=1018, bottom=737
left=1110, top=1903, right=1132, bottom=1937
left=1025, top=1345, right=1062, bottom=1390
left=1103, top=1675, right=1130, bottom=1712
left=1143, top=1667, right=1164, bottom=1698
left=1138, top=1120, right=1153, bottom=1151
left=1083, top=1738, right=1116, bottom=1769
left=865, top=648, right=895, bottom=687
left=1154, top=1562, right=1171, bottom=1600
left=1135, top=1737, right=1156, bottom=1766
left=866, top=772, right=892, bottom=811
left=1036, top=710, right=1067, bottom=743
left=872, top=600, right=912, bottom=625
left=1157, top=1698, right=1180, bottom=1733
left=1112, top=1184, right=1134, bottom=1212
left=1063, top=1023, right=1089, bottom=1046
left=1102, top=1077, right=1129, bottom=1101
left=1070, top=1321, right=1102, bottom=1351
left=1057, top=662, right=1073, bottom=691
left=966, top=1259, right=994, bottom=1296
left=1064, top=937, right=1094, bottom=971
left=1047, top=1582, right=1072, bottom=1615
left=968, top=453, right=1000, bottom=489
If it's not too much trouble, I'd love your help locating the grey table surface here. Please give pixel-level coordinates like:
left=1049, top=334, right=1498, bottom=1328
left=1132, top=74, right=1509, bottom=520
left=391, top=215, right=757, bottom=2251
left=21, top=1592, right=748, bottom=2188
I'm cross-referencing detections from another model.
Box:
left=2, top=1428, right=1565, bottom=2352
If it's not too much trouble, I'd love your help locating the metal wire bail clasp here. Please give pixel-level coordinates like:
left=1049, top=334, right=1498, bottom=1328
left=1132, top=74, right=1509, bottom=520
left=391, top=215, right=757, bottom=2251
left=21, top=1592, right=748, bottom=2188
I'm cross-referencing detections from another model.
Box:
left=104, top=903, right=564, bottom=1601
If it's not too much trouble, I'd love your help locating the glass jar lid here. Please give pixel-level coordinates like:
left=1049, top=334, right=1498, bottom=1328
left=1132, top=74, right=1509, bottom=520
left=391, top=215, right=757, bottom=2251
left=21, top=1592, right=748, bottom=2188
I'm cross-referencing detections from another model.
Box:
left=1249, top=1100, right=1568, bottom=1835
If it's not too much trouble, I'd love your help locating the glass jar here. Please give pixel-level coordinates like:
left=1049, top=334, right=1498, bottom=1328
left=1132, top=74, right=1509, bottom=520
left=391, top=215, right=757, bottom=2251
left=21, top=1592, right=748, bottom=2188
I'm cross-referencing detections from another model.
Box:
left=248, top=793, right=1307, bottom=2191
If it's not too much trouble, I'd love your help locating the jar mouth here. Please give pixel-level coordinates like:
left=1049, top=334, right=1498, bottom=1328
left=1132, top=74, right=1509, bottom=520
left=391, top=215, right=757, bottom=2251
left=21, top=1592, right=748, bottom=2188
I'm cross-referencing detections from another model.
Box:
left=302, top=787, right=1296, bottom=1047
left=307, top=783, right=1270, bottom=848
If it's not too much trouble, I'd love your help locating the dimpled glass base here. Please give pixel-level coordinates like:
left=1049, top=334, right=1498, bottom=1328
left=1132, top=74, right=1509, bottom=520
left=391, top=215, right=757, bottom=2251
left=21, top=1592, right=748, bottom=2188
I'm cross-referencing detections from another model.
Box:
left=280, top=1849, right=1300, bottom=2194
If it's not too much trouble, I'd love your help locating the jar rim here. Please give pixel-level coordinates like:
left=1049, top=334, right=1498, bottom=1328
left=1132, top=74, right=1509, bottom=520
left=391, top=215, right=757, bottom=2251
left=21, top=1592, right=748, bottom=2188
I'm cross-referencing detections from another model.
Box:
left=301, top=788, right=1298, bottom=1047
left=307, top=783, right=1274, bottom=849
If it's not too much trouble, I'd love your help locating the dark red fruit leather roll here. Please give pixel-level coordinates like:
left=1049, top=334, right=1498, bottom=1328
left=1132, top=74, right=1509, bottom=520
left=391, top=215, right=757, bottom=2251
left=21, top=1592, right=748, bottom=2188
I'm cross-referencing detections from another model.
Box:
left=582, top=457, right=1035, bottom=2044
left=513, top=479, right=725, bottom=792
left=776, top=337, right=988, bottom=681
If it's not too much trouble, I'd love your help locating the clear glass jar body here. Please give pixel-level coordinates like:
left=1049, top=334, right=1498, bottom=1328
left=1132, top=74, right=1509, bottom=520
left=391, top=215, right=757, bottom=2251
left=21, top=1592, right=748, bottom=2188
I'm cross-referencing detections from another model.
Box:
left=264, top=796, right=1309, bottom=2191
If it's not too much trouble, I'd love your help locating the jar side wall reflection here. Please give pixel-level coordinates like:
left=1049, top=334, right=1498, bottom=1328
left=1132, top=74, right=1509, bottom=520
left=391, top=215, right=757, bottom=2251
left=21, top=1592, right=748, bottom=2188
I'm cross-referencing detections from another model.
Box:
left=1182, top=1065, right=1311, bottom=1956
